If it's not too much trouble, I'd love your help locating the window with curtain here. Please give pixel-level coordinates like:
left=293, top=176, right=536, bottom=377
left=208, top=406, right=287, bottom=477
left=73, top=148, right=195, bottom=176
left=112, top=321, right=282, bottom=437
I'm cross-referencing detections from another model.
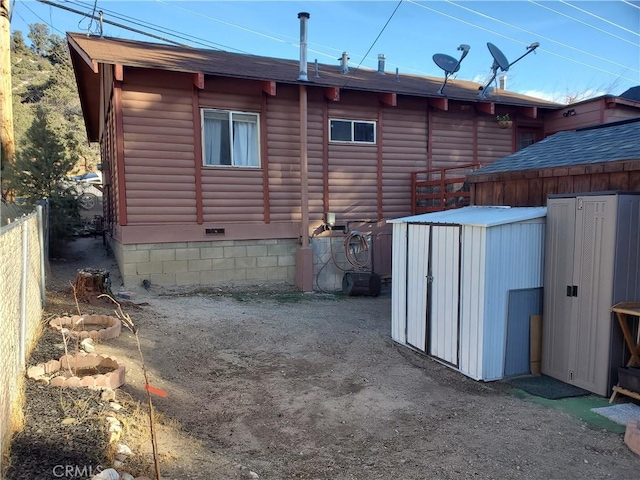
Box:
left=202, top=109, right=260, bottom=167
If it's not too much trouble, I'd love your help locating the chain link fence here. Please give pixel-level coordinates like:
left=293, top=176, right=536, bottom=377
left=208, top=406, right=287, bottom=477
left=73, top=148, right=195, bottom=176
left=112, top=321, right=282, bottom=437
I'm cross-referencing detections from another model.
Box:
left=0, top=205, right=46, bottom=466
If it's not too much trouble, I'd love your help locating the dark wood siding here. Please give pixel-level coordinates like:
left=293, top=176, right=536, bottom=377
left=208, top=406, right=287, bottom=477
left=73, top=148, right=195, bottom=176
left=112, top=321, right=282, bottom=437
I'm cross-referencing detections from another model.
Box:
left=477, top=116, right=513, bottom=164
left=382, top=102, right=428, bottom=219
left=431, top=110, right=474, bottom=167
left=122, top=70, right=196, bottom=224
left=327, top=92, right=379, bottom=220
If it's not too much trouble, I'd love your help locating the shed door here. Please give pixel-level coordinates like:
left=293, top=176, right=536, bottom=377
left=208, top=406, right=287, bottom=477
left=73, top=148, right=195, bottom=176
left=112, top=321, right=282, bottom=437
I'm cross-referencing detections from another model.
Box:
left=428, top=225, right=461, bottom=366
left=406, top=224, right=430, bottom=351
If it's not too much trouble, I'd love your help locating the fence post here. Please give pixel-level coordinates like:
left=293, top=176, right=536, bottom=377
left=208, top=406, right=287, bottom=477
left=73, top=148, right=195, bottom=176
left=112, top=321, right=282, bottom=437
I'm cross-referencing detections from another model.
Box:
left=20, top=220, right=28, bottom=369
left=37, top=204, right=46, bottom=306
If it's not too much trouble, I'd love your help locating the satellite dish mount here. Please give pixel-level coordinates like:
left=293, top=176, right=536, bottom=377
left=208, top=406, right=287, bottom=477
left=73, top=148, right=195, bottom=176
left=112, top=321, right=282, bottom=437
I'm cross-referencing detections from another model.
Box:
left=479, top=42, right=539, bottom=98
left=433, top=44, right=470, bottom=95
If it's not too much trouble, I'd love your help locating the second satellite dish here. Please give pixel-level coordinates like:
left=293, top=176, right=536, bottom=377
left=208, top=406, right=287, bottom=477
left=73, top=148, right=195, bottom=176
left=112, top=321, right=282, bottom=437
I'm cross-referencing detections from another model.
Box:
left=433, top=44, right=470, bottom=95
left=479, top=41, right=540, bottom=98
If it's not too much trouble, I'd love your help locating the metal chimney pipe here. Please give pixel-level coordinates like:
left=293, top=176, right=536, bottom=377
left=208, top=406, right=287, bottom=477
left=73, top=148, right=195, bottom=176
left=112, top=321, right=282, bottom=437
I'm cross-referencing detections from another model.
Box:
left=340, top=52, right=349, bottom=74
left=377, top=54, right=386, bottom=75
left=314, top=59, right=319, bottom=78
left=499, top=74, right=507, bottom=90
left=298, top=12, right=310, bottom=81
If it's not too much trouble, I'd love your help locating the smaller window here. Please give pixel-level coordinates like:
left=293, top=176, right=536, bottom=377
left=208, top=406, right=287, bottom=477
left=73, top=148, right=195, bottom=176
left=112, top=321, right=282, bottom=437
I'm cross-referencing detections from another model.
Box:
left=330, top=119, right=376, bottom=144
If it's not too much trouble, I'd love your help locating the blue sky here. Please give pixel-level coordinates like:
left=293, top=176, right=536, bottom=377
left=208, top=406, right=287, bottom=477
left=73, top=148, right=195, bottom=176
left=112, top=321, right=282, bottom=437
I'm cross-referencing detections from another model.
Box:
left=10, top=1, right=640, bottom=102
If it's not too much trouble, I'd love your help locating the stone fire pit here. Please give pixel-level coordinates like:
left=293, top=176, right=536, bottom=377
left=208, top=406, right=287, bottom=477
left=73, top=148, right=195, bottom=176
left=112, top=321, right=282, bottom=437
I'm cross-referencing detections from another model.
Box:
left=27, top=353, right=125, bottom=389
left=49, top=314, right=121, bottom=340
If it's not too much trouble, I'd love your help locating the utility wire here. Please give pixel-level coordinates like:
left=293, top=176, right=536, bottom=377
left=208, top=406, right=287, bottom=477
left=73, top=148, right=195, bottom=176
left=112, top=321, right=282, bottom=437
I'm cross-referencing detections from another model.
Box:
left=342, top=0, right=403, bottom=88
left=529, top=1, right=638, bottom=47
left=622, top=0, right=640, bottom=11
left=18, top=0, right=66, bottom=36
left=559, top=0, right=640, bottom=37
left=407, top=0, right=638, bottom=84
left=446, top=0, right=638, bottom=73
left=62, top=0, right=246, bottom=52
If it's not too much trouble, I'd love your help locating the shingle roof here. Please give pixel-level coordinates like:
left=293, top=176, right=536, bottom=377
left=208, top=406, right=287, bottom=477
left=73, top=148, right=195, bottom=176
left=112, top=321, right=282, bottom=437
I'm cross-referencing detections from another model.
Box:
left=469, top=119, right=640, bottom=176
left=621, top=86, right=640, bottom=102
left=67, top=32, right=561, bottom=109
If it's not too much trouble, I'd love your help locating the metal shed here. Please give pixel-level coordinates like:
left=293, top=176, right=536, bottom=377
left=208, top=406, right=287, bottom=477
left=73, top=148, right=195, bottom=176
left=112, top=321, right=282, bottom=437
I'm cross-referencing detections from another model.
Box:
left=389, top=206, right=547, bottom=381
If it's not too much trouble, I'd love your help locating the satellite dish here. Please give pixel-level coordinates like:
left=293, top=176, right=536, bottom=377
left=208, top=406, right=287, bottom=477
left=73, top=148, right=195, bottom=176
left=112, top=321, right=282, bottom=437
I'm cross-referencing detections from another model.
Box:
left=433, top=54, right=461, bottom=74
left=487, top=43, right=510, bottom=71
left=479, top=41, right=540, bottom=98
left=433, top=44, right=470, bottom=95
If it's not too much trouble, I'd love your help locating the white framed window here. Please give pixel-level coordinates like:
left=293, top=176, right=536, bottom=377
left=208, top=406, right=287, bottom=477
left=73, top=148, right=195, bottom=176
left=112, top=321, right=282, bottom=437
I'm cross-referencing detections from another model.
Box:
left=329, top=119, right=376, bottom=144
left=202, top=109, right=260, bottom=167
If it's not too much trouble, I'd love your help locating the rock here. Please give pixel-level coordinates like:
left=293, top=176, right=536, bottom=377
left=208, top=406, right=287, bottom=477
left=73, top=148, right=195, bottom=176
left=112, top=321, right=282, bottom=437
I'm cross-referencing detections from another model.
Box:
left=120, top=474, right=135, bottom=480
left=81, top=338, right=96, bottom=353
left=108, top=431, right=121, bottom=443
left=133, top=477, right=152, bottom=480
left=249, top=472, right=260, bottom=479
left=115, top=453, right=127, bottom=462
left=116, top=443, right=133, bottom=455
left=113, top=460, right=123, bottom=468
left=110, top=402, right=123, bottom=411
left=91, top=469, right=120, bottom=480
left=109, top=423, right=122, bottom=433
left=61, top=417, right=77, bottom=425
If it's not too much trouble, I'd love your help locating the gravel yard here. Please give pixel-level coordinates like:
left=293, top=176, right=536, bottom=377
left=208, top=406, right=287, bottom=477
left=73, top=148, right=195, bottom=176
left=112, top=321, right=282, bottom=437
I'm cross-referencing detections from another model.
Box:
left=6, top=237, right=640, bottom=479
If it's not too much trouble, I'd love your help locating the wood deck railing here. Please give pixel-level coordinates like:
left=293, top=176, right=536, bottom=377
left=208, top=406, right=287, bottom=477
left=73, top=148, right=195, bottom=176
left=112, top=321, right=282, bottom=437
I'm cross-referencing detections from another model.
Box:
left=411, top=163, right=483, bottom=215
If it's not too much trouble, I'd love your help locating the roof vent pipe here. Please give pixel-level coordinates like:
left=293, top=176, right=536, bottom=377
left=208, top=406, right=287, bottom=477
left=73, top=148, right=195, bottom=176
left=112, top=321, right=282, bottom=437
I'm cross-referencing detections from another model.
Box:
left=297, top=12, right=310, bottom=81
left=339, top=52, right=349, bottom=74
left=377, top=54, right=386, bottom=75
left=499, top=74, right=507, bottom=90
left=314, top=59, right=319, bottom=78
left=396, top=68, right=400, bottom=82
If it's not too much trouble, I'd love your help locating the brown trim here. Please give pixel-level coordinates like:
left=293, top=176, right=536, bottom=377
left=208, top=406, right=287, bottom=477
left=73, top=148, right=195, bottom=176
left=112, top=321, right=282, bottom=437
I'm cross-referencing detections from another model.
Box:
left=606, top=97, right=640, bottom=108
left=114, top=64, right=123, bottom=81
left=119, top=222, right=301, bottom=244
left=322, top=98, right=329, bottom=215
left=472, top=110, right=478, bottom=164
left=429, top=97, right=448, bottom=111
left=66, top=34, right=98, bottom=73
left=599, top=98, right=606, bottom=123
left=192, top=87, right=204, bottom=225
left=476, top=102, right=494, bottom=115
left=114, top=81, right=127, bottom=226
left=379, top=93, right=397, bottom=107
left=261, top=92, right=271, bottom=224
left=377, top=104, right=384, bottom=221
left=519, top=106, right=537, bottom=119
left=427, top=107, right=433, bottom=168
left=324, top=87, right=340, bottom=102
left=262, top=80, right=276, bottom=96
left=299, top=84, right=309, bottom=247
left=511, top=113, right=517, bottom=153
left=193, top=73, right=204, bottom=90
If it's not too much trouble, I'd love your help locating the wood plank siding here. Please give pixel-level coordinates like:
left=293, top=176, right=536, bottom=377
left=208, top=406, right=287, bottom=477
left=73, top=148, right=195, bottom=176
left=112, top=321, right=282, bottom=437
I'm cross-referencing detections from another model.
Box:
left=382, top=102, right=428, bottom=219
left=327, top=92, right=379, bottom=221
left=476, top=117, right=513, bottom=164
left=431, top=111, right=475, bottom=168
left=122, top=70, right=197, bottom=224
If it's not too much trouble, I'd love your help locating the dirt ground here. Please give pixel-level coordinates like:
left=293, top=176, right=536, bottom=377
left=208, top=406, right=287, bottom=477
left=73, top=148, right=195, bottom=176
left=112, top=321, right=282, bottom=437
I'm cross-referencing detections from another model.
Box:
left=9, top=236, right=640, bottom=479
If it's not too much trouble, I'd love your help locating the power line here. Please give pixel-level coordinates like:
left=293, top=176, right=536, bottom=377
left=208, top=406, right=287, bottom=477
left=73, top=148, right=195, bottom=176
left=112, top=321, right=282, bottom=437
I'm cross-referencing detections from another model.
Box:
left=559, top=0, right=640, bottom=37
left=59, top=0, right=245, bottom=52
left=341, top=0, right=403, bottom=88
left=622, top=0, right=640, bottom=11
left=446, top=0, right=638, bottom=73
left=529, top=1, right=638, bottom=47
left=18, top=0, right=66, bottom=36
left=406, top=0, right=638, bottom=84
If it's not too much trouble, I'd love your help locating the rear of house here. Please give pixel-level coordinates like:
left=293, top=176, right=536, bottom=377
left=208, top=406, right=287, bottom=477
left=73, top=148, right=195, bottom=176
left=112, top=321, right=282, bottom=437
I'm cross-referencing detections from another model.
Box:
left=68, top=30, right=567, bottom=291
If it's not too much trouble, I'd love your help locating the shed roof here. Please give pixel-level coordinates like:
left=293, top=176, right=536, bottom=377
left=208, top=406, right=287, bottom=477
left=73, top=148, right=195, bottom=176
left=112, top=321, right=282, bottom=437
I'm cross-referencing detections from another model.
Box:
left=469, top=118, right=640, bottom=176
left=388, top=206, right=547, bottom=227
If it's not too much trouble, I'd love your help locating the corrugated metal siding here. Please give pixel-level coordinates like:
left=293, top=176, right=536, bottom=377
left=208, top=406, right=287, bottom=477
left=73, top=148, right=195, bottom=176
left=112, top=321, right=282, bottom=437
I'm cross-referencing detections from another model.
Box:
left=406, top=224, right=430, bottom=351
left=481, top=220, right=545, bottom=380
left=504, top=288, right=543, bottom=376
left=476, top=117, right=513, bottom=164
left=122, top=72, right=197, bottom=224
left=431, top=111, right=474, bottom=168
left=328, top=97, right=378, bottom=220
left=459, top=226, right=486, bottom=380
left=391, top=222, right=407, bottom=343
left=429, top=226, right=460, bottom=365
left=267, top=88, right=301, bottom=222
left=382, top=107, right=428, bottom=219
